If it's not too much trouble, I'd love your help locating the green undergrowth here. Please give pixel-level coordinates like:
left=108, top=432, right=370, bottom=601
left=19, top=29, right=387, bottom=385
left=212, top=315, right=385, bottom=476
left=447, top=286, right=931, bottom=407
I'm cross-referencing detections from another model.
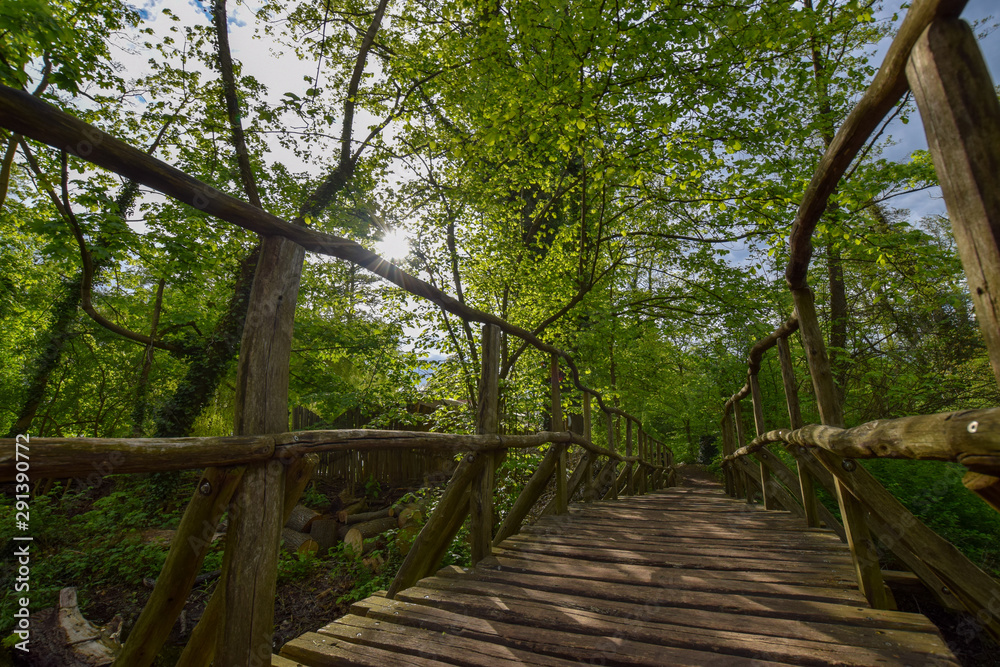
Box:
left=710, top=449, right=1000, bottom=578
left=0, top=472, right=215, bottom=646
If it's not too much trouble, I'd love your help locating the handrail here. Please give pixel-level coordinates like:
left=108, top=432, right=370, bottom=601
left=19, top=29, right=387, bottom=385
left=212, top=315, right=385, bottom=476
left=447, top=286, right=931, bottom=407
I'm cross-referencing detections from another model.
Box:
left=719, top=0, right=1000, bottom=642
left=0, top=428, right=660, bottom=482
left=785, top=0, right=967, bottom=289
left=722, top=407, right=1000, bottom=472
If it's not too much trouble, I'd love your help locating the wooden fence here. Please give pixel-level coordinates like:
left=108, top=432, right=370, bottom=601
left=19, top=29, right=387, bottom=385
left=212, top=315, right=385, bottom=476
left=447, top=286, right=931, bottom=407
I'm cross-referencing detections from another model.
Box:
left=719, top=0, right=1000, bottom=641
left=0, top=324, right=673, bottom=667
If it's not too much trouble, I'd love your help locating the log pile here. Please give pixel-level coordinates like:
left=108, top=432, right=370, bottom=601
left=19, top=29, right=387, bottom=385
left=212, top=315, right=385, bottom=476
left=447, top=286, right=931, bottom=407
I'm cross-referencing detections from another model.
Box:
left=280, top=500, right=424, bottom=557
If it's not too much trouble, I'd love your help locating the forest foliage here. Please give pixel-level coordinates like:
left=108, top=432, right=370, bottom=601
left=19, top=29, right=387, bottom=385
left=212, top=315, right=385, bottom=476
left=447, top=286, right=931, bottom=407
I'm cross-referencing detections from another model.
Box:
left=2, top=0, right=1000, bottom=644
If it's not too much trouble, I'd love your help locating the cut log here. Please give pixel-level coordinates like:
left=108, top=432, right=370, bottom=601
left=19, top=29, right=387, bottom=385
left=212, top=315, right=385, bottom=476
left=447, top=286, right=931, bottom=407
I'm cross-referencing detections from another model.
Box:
left=344, top=506, right=392, bottom=525
left=345, top=532, right=388, bottom=557
left=285, top=504, right=321, bottom=533
left=31, top=587, right=122, bottom=666
left=337, top=499, right=368, bottom=523
left=281, top=527, right=319, bottom=556
left=337, top=516, right=398, bottom=541
left=310, top=518, right=341, bottom=554
left=397, top=508, right=424, bottom=528
left=396, top=524, right=421, bottom=555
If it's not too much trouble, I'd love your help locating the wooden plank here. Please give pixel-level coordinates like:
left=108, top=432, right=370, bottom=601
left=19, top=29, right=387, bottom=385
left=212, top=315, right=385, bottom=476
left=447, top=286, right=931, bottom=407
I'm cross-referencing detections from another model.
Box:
left=271, top=655, right=306, bottom=667
left=541, top=451, right=591, bottom=516
left=177, top=454, right=318, bottom=667
left=113, top=466, right=244, bottom=667
left=429, top=568, right=954, bottom=654
left=502, top=534, right=853, bottom=565
left=219, top=234, right=305, bottom=666
left=809, top=446, right=1000, bottom=638
left=733, top=400, right=753, bottom=502
left=281, top=632, right=443, bottom=667
left=406, top=577, right=938, bottom=634
left=519, top=525, right=848, bottom=552
left=907, top=17, right=1000, bottom=390
left=395, top=584, right=948, bottom=659
left=358, top=594, right=793, bottom=667
left=484, top=553, right=860, bottom=591
left=323, top=614, right=579, bottom=666
left=581, top=393, right=593, bottom=500
left=493, top=542, right=856, bottom=575
left=964, top=471, right=1000, bottom=512
left=469, top=557, right=864, bottom=603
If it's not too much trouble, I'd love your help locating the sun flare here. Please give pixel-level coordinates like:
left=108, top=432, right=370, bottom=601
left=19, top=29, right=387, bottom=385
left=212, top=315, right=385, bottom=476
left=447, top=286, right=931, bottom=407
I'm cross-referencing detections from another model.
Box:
left=376, top=228, right=411, bottom=260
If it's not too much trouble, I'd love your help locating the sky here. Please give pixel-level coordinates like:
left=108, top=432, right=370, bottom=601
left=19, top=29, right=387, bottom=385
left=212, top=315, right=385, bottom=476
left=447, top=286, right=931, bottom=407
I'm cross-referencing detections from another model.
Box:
left=877, top=0, right=999, bottom=220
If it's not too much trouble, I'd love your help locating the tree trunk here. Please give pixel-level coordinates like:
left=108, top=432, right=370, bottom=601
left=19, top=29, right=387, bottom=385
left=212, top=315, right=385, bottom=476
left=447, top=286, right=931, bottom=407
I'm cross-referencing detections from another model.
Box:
left=131, top=278, right=166, bottom=437
left=826, top=241, right=849, bottom=406
left=152, top=245, right=259, bottom=437
left=4, top=274, right=81, bottom=437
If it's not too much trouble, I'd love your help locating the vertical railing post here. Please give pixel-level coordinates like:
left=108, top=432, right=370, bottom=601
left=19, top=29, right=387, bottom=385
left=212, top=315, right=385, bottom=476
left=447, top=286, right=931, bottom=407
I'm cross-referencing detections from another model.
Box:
left=625, top=418, right=634, bottom=496
left=640, top=430, right=648, bottom=494
left=582, top=392, right=594, bottom=501
left=470, top=324, right=500, bottom=565
left=551, top=354, right=568, bottom=514
left=792, top=286, right=888, bottom=610
left=907, top=18, right=1000, bottom=508
left=732, top=400, right=753, bottom=504
left=221, top=235, right=305, bottom=666
left=607, top=413, right=618, bottom=500
left=777, top=335, right=819, bottom=526
left=748, top=374, right=775, bottom=510
left=720, top=411, right=735, bottom=496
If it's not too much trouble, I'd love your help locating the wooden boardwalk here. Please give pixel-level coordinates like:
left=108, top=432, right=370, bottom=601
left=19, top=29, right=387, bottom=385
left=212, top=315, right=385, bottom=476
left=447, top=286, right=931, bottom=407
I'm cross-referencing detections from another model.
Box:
left=276, top=474, right=958, bottom=666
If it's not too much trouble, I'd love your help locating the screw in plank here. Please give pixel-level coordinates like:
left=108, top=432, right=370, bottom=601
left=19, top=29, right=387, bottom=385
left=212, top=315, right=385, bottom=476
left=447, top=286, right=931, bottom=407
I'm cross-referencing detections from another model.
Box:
left=942, top=586, right=952, bottom=595
left=967, top=421, right=979, bottom=434
left=842, top=459, right=857, bottom=472
left=198, top=480, right=212, bottom=495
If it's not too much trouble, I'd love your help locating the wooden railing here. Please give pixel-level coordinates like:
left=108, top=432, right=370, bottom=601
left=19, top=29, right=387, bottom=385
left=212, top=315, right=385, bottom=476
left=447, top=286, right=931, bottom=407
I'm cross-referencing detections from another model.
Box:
left=0, top=323, right=674, bottom=666
left=720, top=0, right=1000, bottom=640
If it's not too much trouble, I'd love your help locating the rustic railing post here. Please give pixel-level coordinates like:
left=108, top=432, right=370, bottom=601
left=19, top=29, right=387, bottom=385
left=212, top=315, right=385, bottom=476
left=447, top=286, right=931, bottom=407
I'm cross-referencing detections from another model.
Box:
left=176, top=454, right=318, bottom=667
left=494, top=444, right=563, bottom=544
left=792, top=286, right=888, bottom=610
left=625, top=418, right=634, bottom=496
left=722, top=411, right=739, bottom=497
left=776, top=335, right=820, bottom=526
left=470, top=324, right=500, bottom=565
left=605, top=413, right=619, bottom=499
left=748, top=374, right=776, bottom=510
left=112, top=467, right=245, bottom=667
left=582, top=392, right=594, bottom=501
left=550, top=354, right=568, bottom=514
left=907, top=17, right=1000, bottom=509
left=732, top=400, right=754, bottom=504
left=218, top=235, right=305, bottom=666
left=639, top=429, right=648, bottom=494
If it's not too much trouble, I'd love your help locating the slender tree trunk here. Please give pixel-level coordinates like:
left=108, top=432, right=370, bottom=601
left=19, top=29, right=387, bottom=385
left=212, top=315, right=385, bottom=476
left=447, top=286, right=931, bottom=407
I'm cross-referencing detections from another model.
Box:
left=4, top=274, right=82, bottom=437
left=131, top=278, right=166, bottom=437
left=153, top=245, right=259, bottom=437
left=826, top=241, right=849, bottom=405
